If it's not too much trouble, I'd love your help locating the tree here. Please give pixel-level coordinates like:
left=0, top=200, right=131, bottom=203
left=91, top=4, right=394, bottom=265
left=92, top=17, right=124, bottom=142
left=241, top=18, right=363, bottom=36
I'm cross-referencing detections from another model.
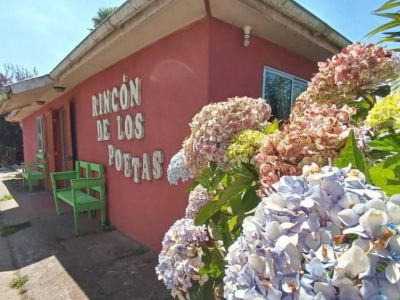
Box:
left=90, top=7, right=118, bottom=30
left=367, top=0, right=400, bottom=50
left=0, top=64, right=37, bottom=166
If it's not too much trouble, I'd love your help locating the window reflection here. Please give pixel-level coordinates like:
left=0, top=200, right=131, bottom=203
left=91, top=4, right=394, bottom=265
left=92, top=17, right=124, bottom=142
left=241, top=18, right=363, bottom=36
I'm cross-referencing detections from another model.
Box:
left=263, top=68, right=307, bottom=119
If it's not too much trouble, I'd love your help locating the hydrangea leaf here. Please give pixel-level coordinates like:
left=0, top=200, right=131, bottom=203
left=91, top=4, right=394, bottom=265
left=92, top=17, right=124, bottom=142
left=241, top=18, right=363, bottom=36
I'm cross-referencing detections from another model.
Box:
left=369, top=154, right=400, bottom=196
left=369, top=133, right=400, bottom=153
left=335, top=129, right=367, bottom=174
left=230, top=186, right=260, bottom=215
left=197, top=166, right=226, bottom=191
left=193, top=279, right=214, bottom=300
left=195, top=173, right=253, bottom=225
left=197, top=167, right=213, bottom=189
left=352, top=99, right=371, bottom=123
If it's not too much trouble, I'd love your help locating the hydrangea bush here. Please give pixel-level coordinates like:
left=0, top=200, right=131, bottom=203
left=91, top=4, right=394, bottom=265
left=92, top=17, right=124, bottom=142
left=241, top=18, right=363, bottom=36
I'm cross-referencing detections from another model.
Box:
left=156, top=42, right=400, bottom=299
left=156, top=218, right=209, bottom=300
left=224, top=165, right=400, bottom=300
left=256, top=103, right=356, bottom=192
left=226, top=130, right=266, bottom=167
left=167, top=150, right=194, bottom=185
left=182, top=97, right=271, bottom=175
left=366, top=91, right=400, bottom=128
left=295, top=43, right=400, bottom=109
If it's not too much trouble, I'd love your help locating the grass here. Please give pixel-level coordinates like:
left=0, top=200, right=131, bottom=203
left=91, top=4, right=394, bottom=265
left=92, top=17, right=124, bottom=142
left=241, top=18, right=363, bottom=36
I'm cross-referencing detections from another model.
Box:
left=0, top=221, right=31, bottom=237
left=0, top=194, right=13, bottom=202
left=9, top=273, right=29, bottom=294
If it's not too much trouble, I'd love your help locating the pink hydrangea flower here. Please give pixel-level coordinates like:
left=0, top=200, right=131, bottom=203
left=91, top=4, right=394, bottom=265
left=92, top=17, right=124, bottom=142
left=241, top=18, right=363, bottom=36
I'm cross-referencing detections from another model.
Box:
left=182, top=97, right=272, bottom=175
left=295, top=43, right=400, bottom=108
left=256, top=103, right=355, bottom=193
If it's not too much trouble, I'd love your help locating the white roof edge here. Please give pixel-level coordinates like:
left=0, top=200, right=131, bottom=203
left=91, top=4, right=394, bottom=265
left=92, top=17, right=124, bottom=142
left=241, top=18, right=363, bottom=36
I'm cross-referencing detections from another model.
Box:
left=50, top=0, right=153, bottom=80
left=264, top=0, right=351, bottom=48
left=1, top=75, right=53, bottom=95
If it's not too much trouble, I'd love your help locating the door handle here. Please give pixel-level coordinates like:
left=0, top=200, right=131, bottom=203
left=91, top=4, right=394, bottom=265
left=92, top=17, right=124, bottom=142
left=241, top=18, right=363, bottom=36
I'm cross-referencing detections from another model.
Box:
left=67, top=155, right=72, bottom=161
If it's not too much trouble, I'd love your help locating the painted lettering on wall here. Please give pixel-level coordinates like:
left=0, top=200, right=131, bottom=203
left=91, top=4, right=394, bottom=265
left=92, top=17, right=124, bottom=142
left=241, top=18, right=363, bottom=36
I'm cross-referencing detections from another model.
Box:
left=91, top=75, right=164, bottom=182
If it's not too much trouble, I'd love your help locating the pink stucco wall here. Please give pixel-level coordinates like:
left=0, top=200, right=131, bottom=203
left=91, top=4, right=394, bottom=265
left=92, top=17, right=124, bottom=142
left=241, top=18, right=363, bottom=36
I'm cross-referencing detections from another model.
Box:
left=208, top=18, right=317, bottom=101
left=21, top=17, right=318, bottom=250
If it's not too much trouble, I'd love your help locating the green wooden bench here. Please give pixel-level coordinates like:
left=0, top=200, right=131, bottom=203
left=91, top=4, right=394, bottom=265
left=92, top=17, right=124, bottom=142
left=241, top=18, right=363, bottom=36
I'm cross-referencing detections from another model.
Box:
left=50, top=161, right=107, bottom=233
left=21, top=153, right=47, bottom=192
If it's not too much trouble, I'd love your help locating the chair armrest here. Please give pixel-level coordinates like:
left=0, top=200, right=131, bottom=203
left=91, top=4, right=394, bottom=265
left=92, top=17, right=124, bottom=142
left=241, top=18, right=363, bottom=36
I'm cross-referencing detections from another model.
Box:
left=50, top=171, right=78, bottom=183
left=22, top=161, right=40, bottom=172
left=71, top=178, right=104, bottom=190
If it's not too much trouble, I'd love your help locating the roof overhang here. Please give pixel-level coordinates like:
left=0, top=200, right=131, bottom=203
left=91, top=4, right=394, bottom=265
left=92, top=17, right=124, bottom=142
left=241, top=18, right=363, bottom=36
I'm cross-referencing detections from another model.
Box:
left=2, top=0, right=350, bottom=122
left=210, top=0, right=350, bottom=61
left=0, top=75, right=53, bottom=115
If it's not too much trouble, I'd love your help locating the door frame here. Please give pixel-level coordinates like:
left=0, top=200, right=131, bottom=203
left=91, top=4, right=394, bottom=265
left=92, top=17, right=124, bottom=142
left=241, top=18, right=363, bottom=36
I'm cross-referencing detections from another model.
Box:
left=45, top=101, right=74, bottom=177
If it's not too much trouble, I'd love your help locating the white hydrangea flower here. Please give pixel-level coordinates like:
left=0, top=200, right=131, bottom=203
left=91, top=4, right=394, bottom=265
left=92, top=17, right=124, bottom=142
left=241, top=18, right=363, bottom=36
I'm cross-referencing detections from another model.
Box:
left=156, top=218, right=209, bottom=300
left=167, top=150, right=194, bottom=185
left=223, top=165, right=400, bottom=300
left=185, top=186, right=211, bottom=219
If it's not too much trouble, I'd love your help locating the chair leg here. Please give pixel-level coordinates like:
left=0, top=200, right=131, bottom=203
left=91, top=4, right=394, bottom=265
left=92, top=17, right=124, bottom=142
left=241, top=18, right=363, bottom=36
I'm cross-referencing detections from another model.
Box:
left=101, top=208, right=106, bottom=229
left=28, top=181, right=33, bottom=192
left=74, top=209, right=80, bottom=233
left=54, top=198, right=61, bottom=216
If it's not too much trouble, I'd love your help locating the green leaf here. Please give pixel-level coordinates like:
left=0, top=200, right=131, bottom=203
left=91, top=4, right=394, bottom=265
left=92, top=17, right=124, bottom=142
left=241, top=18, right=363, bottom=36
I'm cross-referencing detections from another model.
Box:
left=368, top=149, right=393, bottom=160
left=195, top=173, right=252, bottom=225
left=334, top=130, right=367, bottom=174
left=264, top=119, right=280, bottom=134
left=193, top=279, right=215, bottom=300
left=374, top=0, right=400, bottom=13
left=372, top=85, right=391, bottom=98
left=228, top=216, right=238, bottom=232
left=366, top=20, right=400, bottom=38
left=352, top=100, right=370, bottom=123
left=369, top=154, right=400, bottom=196
left=209, top=220, right=224, bottom=241
left=196, top=166, right=226, bottom=191
left=375, top=12, right=400, bottom=20
left=218, top=216, right=234, bottom=249
left=197, top=168, right=213, bottom=189
left=383, top=31, right=400, bottom=36
left=230, top=186, right=260, bottom=215
left=369, top=133, right=400, bottom=153
left=187, top=180, right=200, bottom=192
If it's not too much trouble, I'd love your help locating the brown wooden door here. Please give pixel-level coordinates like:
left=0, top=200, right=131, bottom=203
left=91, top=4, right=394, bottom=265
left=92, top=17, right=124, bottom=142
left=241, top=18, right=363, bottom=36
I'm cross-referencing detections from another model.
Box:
left=44, top=110, right=55, bottom=189
left=53, top=102, right=74, bottom=172
left=45, top=111, right=55, bottom=173
left=45, top=101, right=74, bottom=176
left=62, top=101, right=74, bottom=171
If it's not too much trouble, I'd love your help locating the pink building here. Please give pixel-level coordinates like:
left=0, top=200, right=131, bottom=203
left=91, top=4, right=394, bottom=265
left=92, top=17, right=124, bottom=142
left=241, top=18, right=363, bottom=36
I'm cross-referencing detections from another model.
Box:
left=0, top=0, right=349, bottom=250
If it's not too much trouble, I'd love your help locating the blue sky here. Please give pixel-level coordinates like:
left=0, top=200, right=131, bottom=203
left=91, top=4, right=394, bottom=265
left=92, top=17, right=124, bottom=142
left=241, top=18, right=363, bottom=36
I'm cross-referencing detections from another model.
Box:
left=0, top=0, right=390, bottom=76
left=296, top=0, right=386, bottom=43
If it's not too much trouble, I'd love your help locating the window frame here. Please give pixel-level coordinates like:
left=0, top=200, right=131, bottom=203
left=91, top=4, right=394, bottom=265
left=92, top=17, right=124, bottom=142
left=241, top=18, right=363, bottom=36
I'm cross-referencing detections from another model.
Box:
left=262, top=66, right=308, bottom=117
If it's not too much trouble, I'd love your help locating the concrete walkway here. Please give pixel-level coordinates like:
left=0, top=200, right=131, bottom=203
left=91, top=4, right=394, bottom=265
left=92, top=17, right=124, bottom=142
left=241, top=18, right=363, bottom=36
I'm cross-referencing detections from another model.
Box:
left=0, top=172, right=170, bottom=300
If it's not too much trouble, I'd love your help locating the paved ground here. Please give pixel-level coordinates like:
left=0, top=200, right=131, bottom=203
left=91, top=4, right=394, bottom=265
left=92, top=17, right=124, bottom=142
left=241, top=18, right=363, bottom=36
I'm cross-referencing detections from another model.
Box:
left=0, top=171, right=170, bottom=300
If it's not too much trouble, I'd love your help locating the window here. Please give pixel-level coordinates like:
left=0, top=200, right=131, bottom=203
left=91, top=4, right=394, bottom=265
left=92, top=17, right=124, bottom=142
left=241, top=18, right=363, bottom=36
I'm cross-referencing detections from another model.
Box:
left=262, top=67, right=307, bottom=119
left=36, top=116, right=45, bottom=153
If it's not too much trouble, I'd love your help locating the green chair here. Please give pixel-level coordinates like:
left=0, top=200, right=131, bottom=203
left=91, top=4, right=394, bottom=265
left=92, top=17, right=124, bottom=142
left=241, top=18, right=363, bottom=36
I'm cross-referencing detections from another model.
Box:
left=50, top=161, right=106, bottom=233
left=21, top=152, right=47, bottom=192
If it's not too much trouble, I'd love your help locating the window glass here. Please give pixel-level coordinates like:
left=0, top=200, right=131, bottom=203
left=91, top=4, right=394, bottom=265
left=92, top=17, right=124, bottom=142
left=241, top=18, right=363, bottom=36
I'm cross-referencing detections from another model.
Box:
left=263, top=68, right=307, bottom=119
left=292, top=79, right=307, bottom=105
